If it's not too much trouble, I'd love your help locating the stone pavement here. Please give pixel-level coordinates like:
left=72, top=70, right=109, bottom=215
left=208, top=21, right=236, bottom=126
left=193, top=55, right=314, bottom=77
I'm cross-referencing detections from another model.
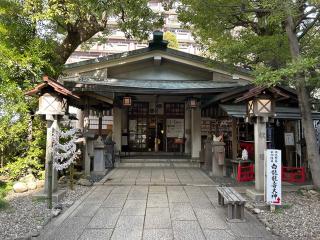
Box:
left=38, top=168, right=277, bottom=240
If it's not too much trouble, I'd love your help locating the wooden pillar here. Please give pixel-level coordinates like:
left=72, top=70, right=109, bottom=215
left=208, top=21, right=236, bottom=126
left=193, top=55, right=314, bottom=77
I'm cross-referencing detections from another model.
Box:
left=83, top=98, right=91, bottom=177
left=98, top=114, right=103, bottom=136
left=113, top=107, right=122, bottom=153
left=185, top=107, right=191, bottom=154
left=191, top=107, right=201, bottom=159
left=254, top=117, right=267, bottom=192
left=232, top=118, right=238, bottom=159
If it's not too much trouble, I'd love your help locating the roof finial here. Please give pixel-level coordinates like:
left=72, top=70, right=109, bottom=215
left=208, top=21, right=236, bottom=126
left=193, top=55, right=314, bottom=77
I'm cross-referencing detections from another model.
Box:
left=149, top=31, right=168, bottom=49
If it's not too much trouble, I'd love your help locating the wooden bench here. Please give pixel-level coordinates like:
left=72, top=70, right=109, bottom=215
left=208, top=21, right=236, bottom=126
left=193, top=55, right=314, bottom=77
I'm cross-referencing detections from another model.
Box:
left=217, top=186, right=246, bottom=221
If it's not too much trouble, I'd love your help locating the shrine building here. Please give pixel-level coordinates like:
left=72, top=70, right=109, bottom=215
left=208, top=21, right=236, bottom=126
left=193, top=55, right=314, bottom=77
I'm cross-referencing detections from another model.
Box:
left=28, top=31, right=320, bottom=197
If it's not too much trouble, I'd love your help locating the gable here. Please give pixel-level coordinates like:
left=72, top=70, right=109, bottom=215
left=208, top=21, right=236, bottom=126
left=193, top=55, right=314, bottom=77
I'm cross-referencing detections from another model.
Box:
left=107, top=58, right=212, bottom=81
left=63, top=48, right=253, bottom=83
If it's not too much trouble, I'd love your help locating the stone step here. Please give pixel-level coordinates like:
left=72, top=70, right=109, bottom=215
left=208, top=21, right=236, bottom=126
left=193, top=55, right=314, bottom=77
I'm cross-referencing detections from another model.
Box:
left=115, top=159, right=200, bottom=168
left=116, top=162, right=200, bottom=168
left=120, top=158, right=189, bottom=163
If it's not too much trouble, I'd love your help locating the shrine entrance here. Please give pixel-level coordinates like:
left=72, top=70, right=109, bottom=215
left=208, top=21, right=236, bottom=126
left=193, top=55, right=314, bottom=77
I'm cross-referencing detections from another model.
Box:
left=126, top=101, right=185, bottom=153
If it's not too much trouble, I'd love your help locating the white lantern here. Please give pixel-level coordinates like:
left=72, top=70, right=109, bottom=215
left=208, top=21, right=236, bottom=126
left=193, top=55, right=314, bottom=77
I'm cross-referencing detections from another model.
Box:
left=122, top=96, right=132, bottom=106
left=187, top=98, right=198, bottom=108
left=37, top=92, right=68, bottom=115
left=247, top=97, right=274, bottom=117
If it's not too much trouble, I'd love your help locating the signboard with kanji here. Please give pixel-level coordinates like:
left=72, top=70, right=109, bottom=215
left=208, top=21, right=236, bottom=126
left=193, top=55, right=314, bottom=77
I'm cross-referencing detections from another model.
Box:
left=265, top=149, right=282, bottom=205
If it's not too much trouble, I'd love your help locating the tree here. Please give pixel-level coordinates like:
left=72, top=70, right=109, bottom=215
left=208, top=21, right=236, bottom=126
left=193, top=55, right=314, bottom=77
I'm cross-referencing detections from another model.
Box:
left=0, top=0, right=51, bottom=178
left=178, top=0, right=320, bottom=188
left=0, top=0, right=163, bottom=178
left=164, top=31, right=179, bottom=49
left=23, top=0, right=163, bottom=66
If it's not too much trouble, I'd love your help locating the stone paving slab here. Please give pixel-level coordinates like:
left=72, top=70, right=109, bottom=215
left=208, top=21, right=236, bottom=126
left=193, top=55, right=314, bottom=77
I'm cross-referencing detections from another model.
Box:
left=169, top=202, right=197, bottom=221
left=121, top=199, right=146, bottom=216
left=78, top=229, right=113, bottom=240
left=145, top=207, right=171, bottom=229
left=147, top=193, right=168, bottom=207
left=143, top=228, right=173, bottom=240
left=101, top=193, right=127, bottom=208
left=172, top=220, right=206, bottom=240
left=49, top=216, right=91, bottom=240
left=38, top=168, right=277, bottom=240
left=87, top=207, right=121, bottom=229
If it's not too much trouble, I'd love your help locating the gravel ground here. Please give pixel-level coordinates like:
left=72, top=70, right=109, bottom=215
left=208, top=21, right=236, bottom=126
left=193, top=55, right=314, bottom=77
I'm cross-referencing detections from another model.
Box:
left=0, top=185, right=91, bottom=240
left=258, top=190, right=320, bottom=240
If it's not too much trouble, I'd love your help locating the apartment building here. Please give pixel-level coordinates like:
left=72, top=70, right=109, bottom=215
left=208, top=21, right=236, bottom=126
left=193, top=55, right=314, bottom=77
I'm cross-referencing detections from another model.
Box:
left=67, top=0, right=201, bottom=63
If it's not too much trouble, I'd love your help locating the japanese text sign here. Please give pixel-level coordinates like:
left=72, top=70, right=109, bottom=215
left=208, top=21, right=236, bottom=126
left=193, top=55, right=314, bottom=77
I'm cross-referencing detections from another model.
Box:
left=265, top=149, right=282, bottom=205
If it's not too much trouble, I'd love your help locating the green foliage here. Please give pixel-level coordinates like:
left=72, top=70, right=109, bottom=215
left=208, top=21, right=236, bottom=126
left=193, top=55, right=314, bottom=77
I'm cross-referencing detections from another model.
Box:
left=1, top=117, right=46, bottom=180
left=0, top=181, right=11, bottom=210
left=255, top=57, right=319, bottom=86
left=0, top=0, right=162, bottom=181
left=163, top=31, right=179, bottom=49
left=22, top=0, right=163, bottom=64
left=177, top=0, right=320, bottom=86
left=0, top=0, right=51, bottom=180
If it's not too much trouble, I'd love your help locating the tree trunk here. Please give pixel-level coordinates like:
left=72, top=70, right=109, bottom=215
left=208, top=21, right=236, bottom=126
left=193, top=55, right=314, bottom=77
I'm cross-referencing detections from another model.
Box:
left=56, top=19, right=106, bottom=66
left=285, top=15, right=320, bottom=189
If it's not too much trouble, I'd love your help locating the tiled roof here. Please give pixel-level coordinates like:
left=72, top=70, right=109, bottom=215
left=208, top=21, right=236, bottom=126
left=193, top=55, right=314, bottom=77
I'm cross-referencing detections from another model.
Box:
left=62, top=76, right=245, bottom=94
left=220, top=104, right=320, bottom=119
left=26, top=76, right=80, bottom=100
left=64, top=47, right=252, bottom=77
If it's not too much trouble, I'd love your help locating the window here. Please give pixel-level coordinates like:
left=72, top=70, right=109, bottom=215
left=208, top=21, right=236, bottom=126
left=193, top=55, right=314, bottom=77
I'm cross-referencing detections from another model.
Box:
left=88, top=109, right=113, bottom=130
left=164, top=103, right=185, bottom=116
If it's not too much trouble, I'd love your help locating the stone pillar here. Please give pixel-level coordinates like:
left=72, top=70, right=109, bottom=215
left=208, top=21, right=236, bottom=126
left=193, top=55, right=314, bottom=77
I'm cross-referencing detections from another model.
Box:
left=254, top=117, right=267, bottom=192
left=204, top=140, right=213, bottom=170
left=76, top=108, right=84, bottom=130
left=83, top=101, right=91, bottom=177
left=211, top=142, right=225, bottom=177
left=191, top=107, right=201, bottom=159
left=44, top=115, right=58, bottom=193
left=185, top=108, right=191, bottom=154
left=113, top=107, right=122, bottom=153
left=93, top=137, right=106, bottom=175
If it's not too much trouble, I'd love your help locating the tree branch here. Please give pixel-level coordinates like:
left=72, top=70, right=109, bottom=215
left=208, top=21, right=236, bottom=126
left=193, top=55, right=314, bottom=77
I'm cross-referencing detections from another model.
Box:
left=298, top=11, right=320, bottom=41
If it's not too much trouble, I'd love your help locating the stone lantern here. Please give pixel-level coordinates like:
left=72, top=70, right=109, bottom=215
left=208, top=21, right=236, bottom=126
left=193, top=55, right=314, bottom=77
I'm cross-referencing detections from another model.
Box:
left=235, top=88, right=276, bottom=200
left=26, top=76, right=80, bottom=207
left=37, top=92, right=68, bottom=116
left=247, top=95, right=274, bottom=121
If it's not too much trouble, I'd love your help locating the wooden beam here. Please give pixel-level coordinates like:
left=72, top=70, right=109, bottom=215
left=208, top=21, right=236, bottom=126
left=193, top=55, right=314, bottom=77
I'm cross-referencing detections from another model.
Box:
left=85, top=92, right=113, bottom=105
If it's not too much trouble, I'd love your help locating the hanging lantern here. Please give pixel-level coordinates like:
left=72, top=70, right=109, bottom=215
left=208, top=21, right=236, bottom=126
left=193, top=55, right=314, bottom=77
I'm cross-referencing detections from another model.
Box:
left=37, top=92, right=67, bottom=115
left=122, top=96, right=132, bottom=106
left=247, top=96, right=274, bottom=117
left=188, top=98, right=198, bottom=108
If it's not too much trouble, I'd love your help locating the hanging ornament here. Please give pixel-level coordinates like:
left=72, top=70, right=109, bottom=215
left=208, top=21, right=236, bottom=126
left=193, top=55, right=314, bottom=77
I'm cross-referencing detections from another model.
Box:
left=52, top=128, right=79, bottom=171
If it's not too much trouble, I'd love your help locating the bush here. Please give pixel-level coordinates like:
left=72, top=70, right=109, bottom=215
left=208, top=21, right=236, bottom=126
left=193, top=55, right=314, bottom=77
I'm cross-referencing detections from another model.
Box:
left=0, top=116, right=46, bottom=181
left=0, top=181, right=11, bottom=210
